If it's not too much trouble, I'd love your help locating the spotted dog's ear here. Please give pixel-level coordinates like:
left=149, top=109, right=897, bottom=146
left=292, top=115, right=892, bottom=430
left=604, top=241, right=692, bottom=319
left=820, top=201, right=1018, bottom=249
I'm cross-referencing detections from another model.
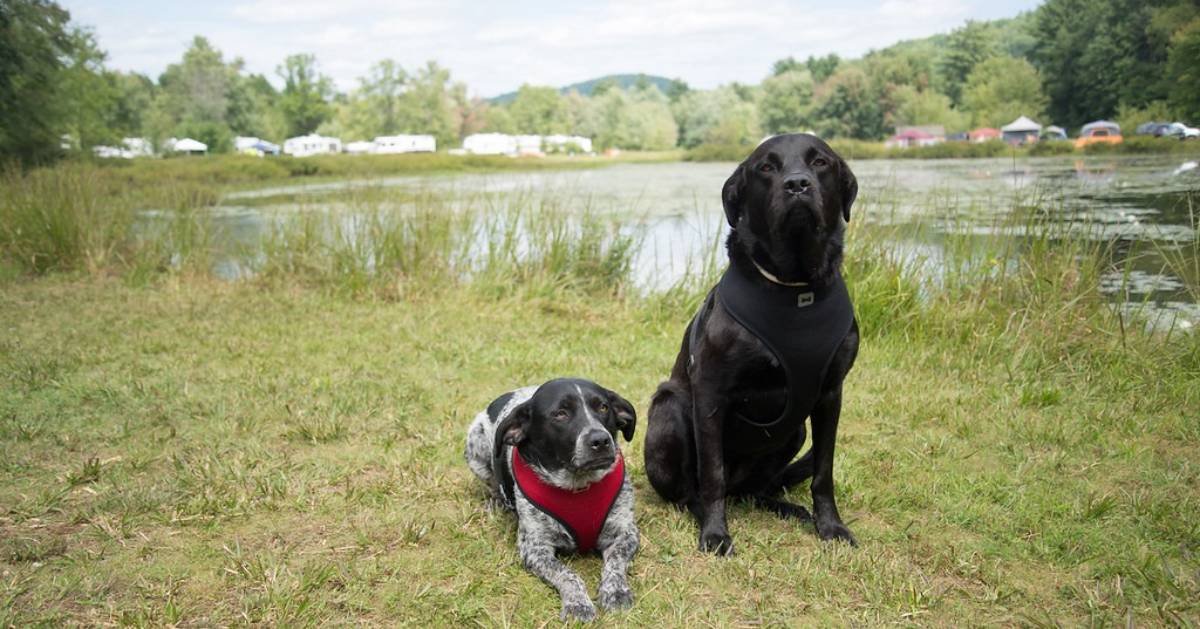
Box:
left=492, top=401, right=531, bottom=461
left=839, top=158, right=858, bottom=223
left=722, top=164, right=746, bottom=228
left=604, top=389, right=637, bottom=442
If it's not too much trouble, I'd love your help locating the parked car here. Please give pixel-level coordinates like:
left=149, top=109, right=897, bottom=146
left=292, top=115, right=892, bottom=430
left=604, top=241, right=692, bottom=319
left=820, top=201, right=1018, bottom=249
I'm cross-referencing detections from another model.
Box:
left=1158, top=122, right=1200, bottom=140
left=1135, top=121, right=1172, bottom=136
left=1075, top=120, right=1123, bottom=148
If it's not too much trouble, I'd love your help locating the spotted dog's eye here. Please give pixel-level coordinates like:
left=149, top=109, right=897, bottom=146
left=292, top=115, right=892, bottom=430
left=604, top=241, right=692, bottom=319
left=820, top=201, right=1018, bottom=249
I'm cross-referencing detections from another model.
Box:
left=597, top=403, right=609, bottom=413
left=758, top=162, right=774, bottom=173
left=553, top=409, right=569, bottom=421
left=812, top=157, right=828, bottom=168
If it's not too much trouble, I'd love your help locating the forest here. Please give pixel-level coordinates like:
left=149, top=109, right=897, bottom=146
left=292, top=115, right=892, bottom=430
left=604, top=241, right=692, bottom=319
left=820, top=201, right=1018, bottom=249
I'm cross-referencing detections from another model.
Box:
left=2, top=0, right=1198, bottom=163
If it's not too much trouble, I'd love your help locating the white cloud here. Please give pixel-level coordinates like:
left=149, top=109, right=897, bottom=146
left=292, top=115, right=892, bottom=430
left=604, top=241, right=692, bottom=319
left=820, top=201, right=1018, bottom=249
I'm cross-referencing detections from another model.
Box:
left=63, top=0, right=1042, bottom=96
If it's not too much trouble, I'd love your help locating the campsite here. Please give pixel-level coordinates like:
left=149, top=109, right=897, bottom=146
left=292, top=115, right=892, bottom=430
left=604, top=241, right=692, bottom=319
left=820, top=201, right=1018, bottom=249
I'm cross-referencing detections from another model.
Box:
left=2, top=0, right=1199, bottom=625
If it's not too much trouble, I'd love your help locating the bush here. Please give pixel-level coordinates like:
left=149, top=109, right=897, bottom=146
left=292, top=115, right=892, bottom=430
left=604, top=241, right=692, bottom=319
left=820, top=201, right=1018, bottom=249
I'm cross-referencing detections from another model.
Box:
left=683, top=142, right=756, bottom=162
left=1028, top=140, right=1076, bottom=156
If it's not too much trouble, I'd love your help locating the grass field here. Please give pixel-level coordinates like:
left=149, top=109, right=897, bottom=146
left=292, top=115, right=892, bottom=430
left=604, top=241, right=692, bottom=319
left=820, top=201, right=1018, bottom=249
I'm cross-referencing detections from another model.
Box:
left=1, top=165, right=1198, bottom=626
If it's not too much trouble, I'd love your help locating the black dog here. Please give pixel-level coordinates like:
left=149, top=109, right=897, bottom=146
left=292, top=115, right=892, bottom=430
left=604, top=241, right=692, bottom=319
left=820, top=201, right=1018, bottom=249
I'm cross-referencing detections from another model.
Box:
left=643, top=134, right=860, bottom=554
left=465, top=378, right=639, bottom=621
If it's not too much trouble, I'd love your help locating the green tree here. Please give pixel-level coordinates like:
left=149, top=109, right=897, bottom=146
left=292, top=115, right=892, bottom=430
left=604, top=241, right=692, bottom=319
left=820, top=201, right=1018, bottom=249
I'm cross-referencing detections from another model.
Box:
left=772, top=56, right=802, bottom=76
left=758, top=69, right=814, bottom=135
left=665, top=78, right=690, bottom=103
left=1030, top=0, right=1186, bottom=129
left=57, top=29, right=121, bottom=150
left=150, top=36, right=244, bottom=150
left=0, top=0, right=73, bottom=162
left=810, top=66, right=886, bottom=140
left=890, top=85, right=969, bottom=131
left=961, top=56, right=1048, bottom=127
left=939, top=20, right=997, bottom=105
left=591, top=87, right=677, bottom=150
left=108, top=72, right=155, bottom=138
left=1166, top=19, right=1200, bottom=122
left=508, top=85, right=568, bottom=134
left=805, top=54, right=841, bottom=83
left=674, top=87, right=760, bottom=148
left=381, top=61, right=464, bottom=146
left=357, top=59, right=407, bottom=136
left=277, top=53, right=333, bottom=137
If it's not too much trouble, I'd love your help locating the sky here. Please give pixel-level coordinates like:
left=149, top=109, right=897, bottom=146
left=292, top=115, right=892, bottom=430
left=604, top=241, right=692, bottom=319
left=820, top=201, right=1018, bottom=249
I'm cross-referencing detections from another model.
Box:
left=62, top=0, right=1045, bottom=98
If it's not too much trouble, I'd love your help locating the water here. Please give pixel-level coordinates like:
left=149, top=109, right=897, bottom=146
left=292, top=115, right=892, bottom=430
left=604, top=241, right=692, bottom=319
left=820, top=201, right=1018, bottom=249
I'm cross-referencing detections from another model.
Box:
left=191, top=155, right=1200, bottom=326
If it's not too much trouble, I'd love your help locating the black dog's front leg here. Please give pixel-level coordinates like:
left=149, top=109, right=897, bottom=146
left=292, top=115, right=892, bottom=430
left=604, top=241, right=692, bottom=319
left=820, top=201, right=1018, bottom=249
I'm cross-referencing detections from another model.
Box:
left=810, top=386, right=856, bottom=545
left=691, top=381, right=733, bottom=555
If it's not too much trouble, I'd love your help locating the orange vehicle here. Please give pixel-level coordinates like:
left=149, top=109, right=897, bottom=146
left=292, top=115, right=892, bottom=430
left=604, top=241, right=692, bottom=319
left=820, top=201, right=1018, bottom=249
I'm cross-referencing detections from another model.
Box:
left=1074, top=121, right=1123, bottom=148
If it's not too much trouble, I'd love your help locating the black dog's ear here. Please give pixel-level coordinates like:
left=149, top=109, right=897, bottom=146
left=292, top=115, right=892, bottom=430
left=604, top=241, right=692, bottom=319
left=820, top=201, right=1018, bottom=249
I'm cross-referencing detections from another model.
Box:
left=840, top=159, right=858, bottom=223
left=605, top=390, right=637, bottom=442
left=722, top=164, right=746, bottom=228
left=492, top=401, right=531, bottom=461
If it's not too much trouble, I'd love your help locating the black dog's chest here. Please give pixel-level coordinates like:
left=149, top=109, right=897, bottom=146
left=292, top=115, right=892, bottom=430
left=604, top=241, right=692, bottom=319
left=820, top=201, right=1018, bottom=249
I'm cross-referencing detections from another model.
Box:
left=714, top=264, right=854, bottom=455
left=728, top=359, right=787, bottom=420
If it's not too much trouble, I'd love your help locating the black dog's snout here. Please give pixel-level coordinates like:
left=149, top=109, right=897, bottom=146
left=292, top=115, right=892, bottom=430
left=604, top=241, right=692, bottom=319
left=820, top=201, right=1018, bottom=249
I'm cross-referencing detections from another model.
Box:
left=586, top=430, right=612, bottom=452
left=783, top=174, right=812, bottom=195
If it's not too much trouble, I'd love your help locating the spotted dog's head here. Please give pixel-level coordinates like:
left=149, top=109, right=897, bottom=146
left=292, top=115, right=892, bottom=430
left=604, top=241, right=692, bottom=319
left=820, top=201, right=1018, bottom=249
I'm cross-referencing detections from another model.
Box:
left=494, top=378, right=636, bottom=489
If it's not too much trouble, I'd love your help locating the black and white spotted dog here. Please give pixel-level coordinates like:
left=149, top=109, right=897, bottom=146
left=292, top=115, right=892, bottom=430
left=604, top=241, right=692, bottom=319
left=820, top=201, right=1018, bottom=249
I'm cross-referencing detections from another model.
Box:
left=465, top=378, right=639, bottom=622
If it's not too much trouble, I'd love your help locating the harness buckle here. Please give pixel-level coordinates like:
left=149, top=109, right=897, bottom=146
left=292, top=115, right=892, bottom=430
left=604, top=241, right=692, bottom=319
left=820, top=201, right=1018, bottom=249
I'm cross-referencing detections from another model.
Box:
left=796, top=292, right=815, bottom=308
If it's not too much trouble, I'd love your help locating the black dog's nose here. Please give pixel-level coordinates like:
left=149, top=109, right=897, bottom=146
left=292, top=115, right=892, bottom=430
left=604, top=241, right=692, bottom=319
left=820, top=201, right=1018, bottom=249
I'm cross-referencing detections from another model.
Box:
left=783, top=174, right=812, bottom=195
left=586, top=430, right=612, bottom=452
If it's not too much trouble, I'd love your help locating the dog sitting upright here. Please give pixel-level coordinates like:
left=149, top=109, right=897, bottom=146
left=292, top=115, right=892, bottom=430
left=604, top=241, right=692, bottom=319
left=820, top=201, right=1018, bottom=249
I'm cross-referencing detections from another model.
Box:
left=644, top=134, right=861, bottom=555
left=465, top=378, right=639, bottom=621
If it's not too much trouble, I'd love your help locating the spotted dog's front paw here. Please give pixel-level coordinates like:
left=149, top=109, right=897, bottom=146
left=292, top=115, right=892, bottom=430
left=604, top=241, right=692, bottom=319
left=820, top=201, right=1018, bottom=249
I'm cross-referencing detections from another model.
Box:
left=598, top=582, right=634, bottom=610
left=560, top=596, right=597, bottom=622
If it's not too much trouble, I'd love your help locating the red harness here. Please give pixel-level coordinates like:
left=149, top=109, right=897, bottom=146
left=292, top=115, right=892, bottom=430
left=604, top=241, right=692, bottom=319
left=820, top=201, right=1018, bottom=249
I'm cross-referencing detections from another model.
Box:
left=511, top=448, right=625, bottom=553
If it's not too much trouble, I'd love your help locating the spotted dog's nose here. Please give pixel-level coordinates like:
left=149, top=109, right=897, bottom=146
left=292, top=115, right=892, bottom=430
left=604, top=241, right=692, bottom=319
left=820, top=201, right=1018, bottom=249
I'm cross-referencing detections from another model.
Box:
left=586, top=429, right=612, bottom=452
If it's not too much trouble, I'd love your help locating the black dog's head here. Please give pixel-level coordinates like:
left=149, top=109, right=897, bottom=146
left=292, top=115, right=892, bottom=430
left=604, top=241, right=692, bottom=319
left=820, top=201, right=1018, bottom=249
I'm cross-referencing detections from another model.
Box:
left=722, top=133, right=857, bottom=285
left=494, top=378, right=636, bottom=488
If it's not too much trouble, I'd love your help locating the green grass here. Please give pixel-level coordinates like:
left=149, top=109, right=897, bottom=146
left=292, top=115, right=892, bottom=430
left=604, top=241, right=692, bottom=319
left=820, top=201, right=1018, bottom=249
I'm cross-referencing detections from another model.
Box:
left=1, top=168, right=1198, bottom=625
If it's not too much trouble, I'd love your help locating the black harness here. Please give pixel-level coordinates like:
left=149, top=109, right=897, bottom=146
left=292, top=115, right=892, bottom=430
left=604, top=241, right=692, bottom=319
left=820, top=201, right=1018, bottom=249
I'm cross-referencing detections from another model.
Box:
left=692, top=262, right=854, bottom=452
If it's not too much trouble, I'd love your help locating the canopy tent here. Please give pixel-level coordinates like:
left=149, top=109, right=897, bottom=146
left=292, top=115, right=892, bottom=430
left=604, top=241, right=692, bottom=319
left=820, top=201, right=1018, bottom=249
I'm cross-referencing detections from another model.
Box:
left=171, top=138, right=207, bottom=153
left=1001, top=116, right=1042, bottom=145
left=1001, top=116, right=1042, bottom=133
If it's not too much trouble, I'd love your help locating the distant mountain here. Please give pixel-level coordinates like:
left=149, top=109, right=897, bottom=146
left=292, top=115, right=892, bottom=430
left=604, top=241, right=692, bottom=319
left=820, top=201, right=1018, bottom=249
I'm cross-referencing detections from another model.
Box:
left=488, top=74, right=676, bottom=104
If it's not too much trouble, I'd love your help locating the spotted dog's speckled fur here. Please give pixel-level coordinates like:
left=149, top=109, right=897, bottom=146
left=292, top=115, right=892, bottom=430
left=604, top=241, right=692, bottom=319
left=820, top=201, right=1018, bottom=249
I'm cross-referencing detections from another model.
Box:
left=465, top=382, right=639, bottom=622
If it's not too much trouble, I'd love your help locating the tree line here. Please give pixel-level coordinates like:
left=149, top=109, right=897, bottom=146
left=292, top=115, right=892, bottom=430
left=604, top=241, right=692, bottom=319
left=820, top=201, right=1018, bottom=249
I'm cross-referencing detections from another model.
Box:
left=2, top=0, right=1197, bottom=163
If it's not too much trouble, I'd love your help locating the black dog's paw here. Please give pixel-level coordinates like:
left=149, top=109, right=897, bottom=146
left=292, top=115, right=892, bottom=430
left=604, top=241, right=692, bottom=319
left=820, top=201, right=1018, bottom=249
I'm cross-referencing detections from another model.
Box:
left=598, top=583, right=634, bottom=610
left=816, top=519, right=858, bottom=546
left=560, top=597, right=598, bottom=622
left=698, top=529, right=735, bottom=555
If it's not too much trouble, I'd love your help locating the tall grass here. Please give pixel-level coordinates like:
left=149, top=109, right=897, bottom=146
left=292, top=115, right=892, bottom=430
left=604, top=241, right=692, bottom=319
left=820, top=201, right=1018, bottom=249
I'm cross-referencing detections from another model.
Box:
left=0, top=165, right=225, bottom=277
left=0, top=165, right=134, bottom=274
left=252, top=188, right=641, bottom=299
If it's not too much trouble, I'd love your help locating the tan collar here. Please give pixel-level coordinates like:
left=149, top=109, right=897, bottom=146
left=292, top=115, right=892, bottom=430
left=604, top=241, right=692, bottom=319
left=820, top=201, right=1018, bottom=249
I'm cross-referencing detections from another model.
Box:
left=752, top=259, right=809, bottom=287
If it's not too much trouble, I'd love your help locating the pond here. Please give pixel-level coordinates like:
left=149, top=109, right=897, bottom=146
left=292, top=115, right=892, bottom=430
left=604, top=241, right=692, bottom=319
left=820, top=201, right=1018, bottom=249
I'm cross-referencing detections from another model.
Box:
left=199, top=154, right=1200, bottom=327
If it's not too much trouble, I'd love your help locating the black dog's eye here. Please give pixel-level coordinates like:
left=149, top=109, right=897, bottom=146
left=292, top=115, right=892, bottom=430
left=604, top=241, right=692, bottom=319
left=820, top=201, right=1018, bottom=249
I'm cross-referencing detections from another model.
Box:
left=812, top=157, right=828, bottom=168
left=597, top=403, right=609, bottom=413
left=553, top=409, right=569, bottom=421
left=758, top=162, right=774, bottom=173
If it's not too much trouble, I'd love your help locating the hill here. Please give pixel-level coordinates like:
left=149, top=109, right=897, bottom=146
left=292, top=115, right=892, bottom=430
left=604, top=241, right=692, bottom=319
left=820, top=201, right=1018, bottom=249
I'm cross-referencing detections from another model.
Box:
left=489, top=73, right=676, bottom=104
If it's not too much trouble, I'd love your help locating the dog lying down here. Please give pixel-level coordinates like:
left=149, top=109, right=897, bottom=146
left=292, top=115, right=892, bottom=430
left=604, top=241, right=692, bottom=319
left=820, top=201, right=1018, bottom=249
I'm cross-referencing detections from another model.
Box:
left=465, top=378, right=639, bottom=622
